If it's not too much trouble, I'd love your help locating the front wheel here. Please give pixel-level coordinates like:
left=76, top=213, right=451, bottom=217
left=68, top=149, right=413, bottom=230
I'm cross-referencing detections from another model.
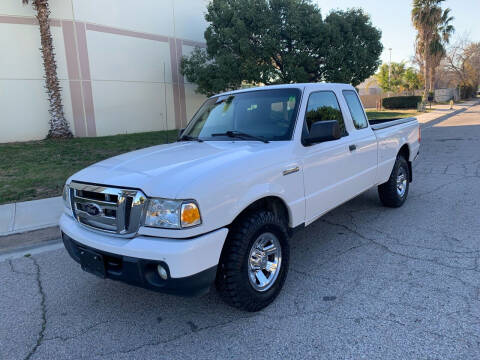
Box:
left=378, top=155, right=410, bottom=208
left=215, top=211, right=290, bottom=312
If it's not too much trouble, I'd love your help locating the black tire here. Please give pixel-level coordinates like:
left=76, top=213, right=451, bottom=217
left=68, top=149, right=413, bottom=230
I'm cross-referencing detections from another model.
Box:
left=378, top=155, right=410, bottom=208
left=215, top=210, right=290, bottom=312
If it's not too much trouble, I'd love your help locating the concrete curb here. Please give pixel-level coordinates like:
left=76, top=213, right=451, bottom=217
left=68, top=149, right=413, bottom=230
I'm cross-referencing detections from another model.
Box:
left=0, top=238, right=64, bottom=262
left=0, top=226, right=61, bottom=255
left=0, top=197, right=63, bottom=237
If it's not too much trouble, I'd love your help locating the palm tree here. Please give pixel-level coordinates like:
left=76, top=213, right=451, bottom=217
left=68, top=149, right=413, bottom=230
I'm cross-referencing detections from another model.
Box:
left=430, top=8, right=454, bottom=90
left=429, top=36, right=447, bottom=90
left=23, top=0, right=72, bottom=138
left=411, top=0, right=454, bottom=99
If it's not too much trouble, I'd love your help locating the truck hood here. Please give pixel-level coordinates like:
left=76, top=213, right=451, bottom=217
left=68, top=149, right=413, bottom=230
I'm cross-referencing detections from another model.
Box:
left=69, top=141, right=290, bottom=198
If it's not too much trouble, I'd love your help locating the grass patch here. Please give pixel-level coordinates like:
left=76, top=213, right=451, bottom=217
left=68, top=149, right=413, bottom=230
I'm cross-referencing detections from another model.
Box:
left=0, top=130, right=178, bottom=205
left=366, top=109, right=420, bottom=120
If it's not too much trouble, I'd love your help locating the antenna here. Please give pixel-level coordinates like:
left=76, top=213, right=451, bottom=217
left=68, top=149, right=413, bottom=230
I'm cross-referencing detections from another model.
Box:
left=388, top=48, right=392, bottom=91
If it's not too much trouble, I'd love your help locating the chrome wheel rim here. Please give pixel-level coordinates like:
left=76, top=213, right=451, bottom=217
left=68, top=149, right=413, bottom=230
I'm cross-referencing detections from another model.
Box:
left=396, top=167, right=407, bottom=197
left=248, top=232, right=282, bottom=292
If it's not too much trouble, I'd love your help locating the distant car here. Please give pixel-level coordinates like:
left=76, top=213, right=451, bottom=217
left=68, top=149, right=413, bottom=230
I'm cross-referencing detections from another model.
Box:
left=60, top=83, right=421, bottom=311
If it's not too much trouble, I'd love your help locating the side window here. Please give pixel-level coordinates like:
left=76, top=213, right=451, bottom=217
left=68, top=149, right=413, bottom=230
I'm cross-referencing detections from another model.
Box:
left=343, top=90, right=369, bottom=129
left=305, top=91, right=346, bottom=136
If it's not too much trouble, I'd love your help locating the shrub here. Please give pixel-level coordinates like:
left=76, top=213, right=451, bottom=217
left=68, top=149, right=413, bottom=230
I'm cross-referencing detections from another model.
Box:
left=459, top=85, right=476, bottom=99
left=382, top=96, right=422, bottom=109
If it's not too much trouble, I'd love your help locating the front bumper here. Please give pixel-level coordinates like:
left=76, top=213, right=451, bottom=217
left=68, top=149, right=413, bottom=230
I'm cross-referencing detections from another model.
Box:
left=60, top=214, right=228, bottom=296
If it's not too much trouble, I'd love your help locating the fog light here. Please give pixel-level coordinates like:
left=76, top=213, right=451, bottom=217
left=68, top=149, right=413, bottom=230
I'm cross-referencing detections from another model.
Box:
left=157, top=265, right=168, bottom=280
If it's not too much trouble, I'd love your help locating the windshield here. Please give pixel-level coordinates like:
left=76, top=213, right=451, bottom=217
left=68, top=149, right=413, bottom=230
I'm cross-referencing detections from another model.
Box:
left=182, top=88, right=302, bottom=141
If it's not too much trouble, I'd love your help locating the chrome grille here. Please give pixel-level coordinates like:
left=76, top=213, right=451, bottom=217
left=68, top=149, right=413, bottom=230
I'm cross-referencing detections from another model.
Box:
left=70, top=182, right=146, bottom=236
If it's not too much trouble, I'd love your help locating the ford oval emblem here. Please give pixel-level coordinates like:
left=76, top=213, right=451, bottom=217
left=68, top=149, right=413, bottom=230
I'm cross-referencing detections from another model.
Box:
left=84, top=203, right=103, bottom=216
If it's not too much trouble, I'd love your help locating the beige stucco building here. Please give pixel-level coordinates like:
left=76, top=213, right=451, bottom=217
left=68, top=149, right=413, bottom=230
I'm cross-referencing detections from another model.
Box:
left=0, top=0, right=209, bottom=143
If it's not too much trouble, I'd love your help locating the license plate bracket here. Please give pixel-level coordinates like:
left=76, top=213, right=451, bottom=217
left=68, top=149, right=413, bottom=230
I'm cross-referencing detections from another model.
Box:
left=79, top=248, right=106, bottom=278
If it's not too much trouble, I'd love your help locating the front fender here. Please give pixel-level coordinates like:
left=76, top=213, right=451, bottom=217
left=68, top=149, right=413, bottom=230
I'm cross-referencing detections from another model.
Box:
left=228, top=183, right=291, bottom=224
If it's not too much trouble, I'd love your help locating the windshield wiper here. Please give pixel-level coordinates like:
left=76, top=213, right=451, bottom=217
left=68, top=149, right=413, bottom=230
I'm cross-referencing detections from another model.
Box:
left=178, top=135, right=203, bottom=143
left=211, top=131, right=269, bottom=143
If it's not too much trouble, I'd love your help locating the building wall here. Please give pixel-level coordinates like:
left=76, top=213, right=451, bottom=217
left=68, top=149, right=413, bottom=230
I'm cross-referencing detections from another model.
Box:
left=358, top=86, right=382, bottom=96
left=359, top=94, right=383, bottom=109
left=0, top=0, right=209, bottom=143
left=435, top=88, right=460, bottom=102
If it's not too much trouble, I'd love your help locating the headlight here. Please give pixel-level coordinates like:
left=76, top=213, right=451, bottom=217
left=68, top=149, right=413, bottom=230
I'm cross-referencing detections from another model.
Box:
left=144, top=199, right=201, bottom=229
left=62, top=184, right=71, bottom=209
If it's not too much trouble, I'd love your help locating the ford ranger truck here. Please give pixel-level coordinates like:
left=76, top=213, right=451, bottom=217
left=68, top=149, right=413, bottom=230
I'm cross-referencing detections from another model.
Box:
left=60, top=83, right=420, bottom=312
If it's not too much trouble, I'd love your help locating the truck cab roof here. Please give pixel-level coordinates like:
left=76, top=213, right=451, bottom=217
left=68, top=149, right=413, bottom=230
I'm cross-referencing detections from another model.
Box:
left=213, top=83, right=357, bottom=98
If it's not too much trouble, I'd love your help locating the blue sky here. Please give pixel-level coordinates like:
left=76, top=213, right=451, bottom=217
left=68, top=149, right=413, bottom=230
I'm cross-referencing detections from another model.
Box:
left=315, top=0, right=480, bottom=65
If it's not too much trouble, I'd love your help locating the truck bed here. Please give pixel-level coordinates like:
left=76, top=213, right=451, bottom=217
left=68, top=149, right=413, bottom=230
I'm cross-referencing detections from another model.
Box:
left=369, top=117, right=417, bottom=130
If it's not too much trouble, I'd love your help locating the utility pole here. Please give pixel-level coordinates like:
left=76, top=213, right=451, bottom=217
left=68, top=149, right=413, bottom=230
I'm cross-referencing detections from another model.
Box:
left=388, top=48, right=392, bottom=92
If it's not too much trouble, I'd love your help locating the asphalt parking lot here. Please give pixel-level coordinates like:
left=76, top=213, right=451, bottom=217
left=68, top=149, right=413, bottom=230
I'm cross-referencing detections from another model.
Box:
left=1, top=102, right=480, bottom=360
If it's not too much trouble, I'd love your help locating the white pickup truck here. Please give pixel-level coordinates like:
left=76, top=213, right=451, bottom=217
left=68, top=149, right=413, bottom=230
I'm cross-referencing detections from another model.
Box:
left=60, top=83, right=420, bottom=311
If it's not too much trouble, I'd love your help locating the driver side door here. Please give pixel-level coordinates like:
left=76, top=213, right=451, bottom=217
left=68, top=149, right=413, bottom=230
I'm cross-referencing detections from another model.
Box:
left=300, top=90, right=358, bottom=224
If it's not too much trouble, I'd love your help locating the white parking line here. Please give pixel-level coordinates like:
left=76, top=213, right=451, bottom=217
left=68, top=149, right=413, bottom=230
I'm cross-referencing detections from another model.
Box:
left=0, top=239, right=63, bottom=262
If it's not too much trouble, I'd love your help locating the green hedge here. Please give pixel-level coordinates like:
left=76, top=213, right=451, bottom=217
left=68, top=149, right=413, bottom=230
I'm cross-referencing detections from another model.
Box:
left=382, top=96, right=422, bottom=109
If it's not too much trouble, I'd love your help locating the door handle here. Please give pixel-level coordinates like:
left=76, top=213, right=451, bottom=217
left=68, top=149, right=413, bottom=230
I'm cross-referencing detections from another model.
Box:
left=283, top=166, right=300, bottom=176
left=349, top=144, right=357, bottom=152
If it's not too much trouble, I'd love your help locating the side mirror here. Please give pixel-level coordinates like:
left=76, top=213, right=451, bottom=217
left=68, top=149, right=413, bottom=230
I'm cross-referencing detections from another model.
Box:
left=304, top=120, right=341, bottom=145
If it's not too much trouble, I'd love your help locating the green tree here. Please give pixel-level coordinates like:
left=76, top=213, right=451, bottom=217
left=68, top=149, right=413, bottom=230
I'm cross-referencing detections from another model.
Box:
left=403, top=67, right=423, bottom=94
left=323, top=9, right=383, bottom=86
left=181, top=0, right=383, bottom=96
left=412, top=0, right=454, bottom=98
left=429, top=9, right=454, bottom=90
left=22, top=0, right=72, bottom=138
left=428, top=36, right=446, bottom=90
left=376, top=62, right=406, bottom=93
left=375, top=62, right=421, bottom=94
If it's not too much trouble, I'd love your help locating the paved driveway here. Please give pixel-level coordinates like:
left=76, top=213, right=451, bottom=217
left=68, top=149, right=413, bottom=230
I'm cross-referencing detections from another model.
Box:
left=1, top=103, right=480, bottom=360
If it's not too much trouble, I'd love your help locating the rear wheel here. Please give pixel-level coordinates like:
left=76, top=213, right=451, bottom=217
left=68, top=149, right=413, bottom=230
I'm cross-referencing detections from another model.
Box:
left=378, top=155, right=410, bottom=208
left=216, top=211, right=289, bottom=312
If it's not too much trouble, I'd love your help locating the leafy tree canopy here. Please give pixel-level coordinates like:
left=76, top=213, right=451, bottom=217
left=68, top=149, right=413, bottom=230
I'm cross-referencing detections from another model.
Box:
left=181, top=0, right=383, bottom=96
left=375, top=62, right=422, bottom=94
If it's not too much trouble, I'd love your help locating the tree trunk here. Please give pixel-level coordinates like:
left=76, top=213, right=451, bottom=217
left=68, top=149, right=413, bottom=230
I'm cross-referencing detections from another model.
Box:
left=423, top=35, right=429, bottom=100
left=33, top=0, right=72, bottom=139
left=430, top=65, right=435, bottom=94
